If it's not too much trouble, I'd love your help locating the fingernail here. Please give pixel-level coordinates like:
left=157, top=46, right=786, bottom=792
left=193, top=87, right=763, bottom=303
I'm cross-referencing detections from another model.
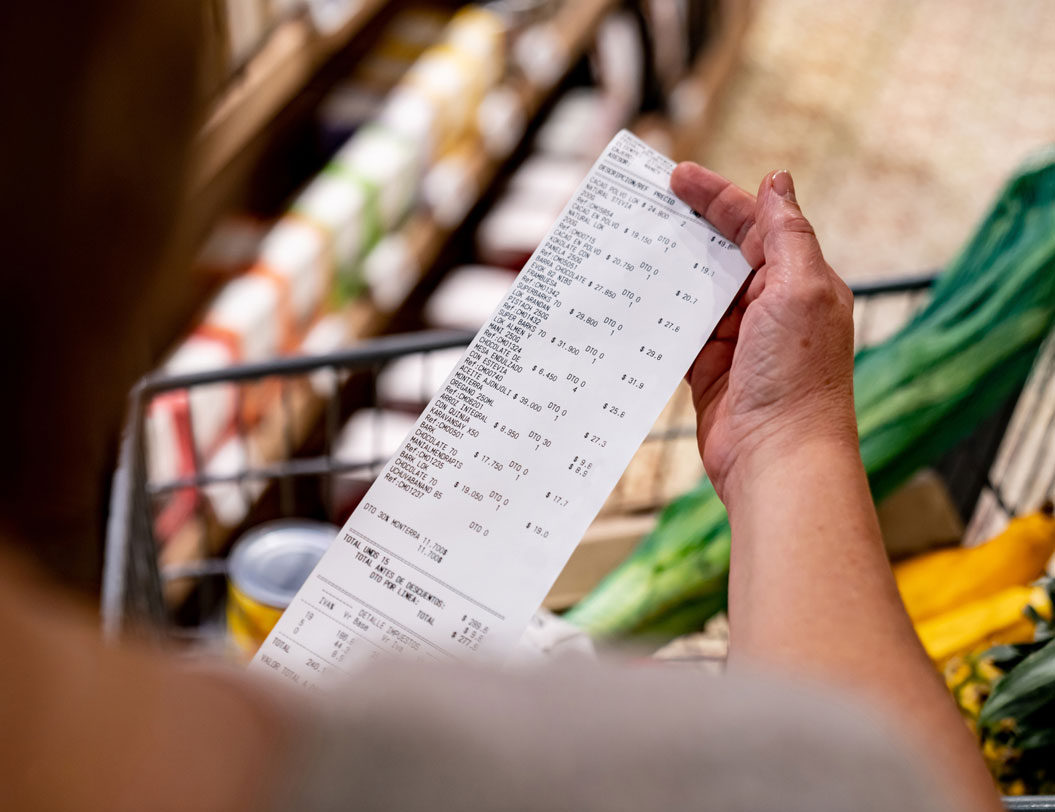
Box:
left=771, top=169, right=796, bottom=202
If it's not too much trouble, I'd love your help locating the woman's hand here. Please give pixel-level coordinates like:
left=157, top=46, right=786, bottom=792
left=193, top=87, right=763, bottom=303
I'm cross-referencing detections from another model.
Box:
left=670, top=165, right=857, bottom=501
left=674, top=167, right=1005, bottom=812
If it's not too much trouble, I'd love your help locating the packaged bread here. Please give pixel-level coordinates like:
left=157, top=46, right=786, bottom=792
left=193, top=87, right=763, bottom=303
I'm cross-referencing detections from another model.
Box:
left=257, top=215, right=329, bottom=329
left=334, top=124, right=423, bottom=232
left=289, top=172, right=369, bottom=276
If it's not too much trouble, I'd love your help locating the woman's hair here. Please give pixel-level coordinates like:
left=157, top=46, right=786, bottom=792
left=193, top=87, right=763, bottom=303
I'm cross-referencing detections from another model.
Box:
left=0, top=1, right=204, bottom=590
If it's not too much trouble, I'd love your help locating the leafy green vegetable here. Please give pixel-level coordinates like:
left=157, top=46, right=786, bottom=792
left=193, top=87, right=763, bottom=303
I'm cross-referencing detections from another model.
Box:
left=979, top=634, right=1055, bottom=792
left=981, top=640, right=1055, bottom=738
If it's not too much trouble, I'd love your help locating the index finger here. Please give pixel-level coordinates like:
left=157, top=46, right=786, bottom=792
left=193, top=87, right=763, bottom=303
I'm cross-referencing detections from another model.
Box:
left=670, top=163, right=763, bottom=268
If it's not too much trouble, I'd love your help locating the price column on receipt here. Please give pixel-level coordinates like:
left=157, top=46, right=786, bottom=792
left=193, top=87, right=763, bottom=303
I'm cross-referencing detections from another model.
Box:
left=251, top=130, right=751, bottom=688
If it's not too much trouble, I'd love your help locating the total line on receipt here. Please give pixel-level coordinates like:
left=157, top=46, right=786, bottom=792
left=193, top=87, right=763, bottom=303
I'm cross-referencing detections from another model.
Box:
left=251, top=130, right=752, bottom=690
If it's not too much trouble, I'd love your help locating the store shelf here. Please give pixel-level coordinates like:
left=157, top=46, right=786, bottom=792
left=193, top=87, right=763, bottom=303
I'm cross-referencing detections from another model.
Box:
left=160, top=0, right=748, bottom=592
left=160, top=0, right=619, bottom=587
left=190, top=0, right=389, bottom=194
left=356, top=0, right=619, bottom=334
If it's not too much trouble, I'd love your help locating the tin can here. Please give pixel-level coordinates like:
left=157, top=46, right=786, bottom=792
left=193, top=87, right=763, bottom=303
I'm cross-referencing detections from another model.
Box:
left=226, top=520, right=336, bottom=657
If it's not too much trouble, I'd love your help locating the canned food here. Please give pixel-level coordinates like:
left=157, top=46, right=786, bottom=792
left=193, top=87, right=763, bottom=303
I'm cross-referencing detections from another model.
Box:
left=226, top=520, right=336, bottom=657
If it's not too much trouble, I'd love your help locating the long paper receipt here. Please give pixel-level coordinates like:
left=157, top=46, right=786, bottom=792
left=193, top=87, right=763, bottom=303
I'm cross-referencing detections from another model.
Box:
left=251, top=131, right=750, bottom=687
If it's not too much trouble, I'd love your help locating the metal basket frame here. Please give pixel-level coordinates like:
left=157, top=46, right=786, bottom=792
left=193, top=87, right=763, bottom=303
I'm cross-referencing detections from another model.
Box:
left=107, top=272, right=1000, bottom=637
left=102, top=271, right=1055, bottom=808
left=107, top=270, right=1044, bottom=639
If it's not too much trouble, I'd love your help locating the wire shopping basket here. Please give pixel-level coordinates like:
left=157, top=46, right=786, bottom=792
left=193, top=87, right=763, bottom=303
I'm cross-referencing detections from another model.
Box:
left=103, top=271, right=1028, bottom=640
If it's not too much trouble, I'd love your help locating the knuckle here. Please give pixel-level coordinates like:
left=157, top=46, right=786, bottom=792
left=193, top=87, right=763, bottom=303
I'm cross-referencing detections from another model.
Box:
left=779, top=210, right=815, bottom=237
left=795, top=276, right=841, bottom=311
left=708, top=193, right=738, bottom=223
left=837, top=280, right=855, bottom=312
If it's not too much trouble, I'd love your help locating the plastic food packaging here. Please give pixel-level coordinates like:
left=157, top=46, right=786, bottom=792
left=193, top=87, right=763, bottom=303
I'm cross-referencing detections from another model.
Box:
left=475, top=152, right=589, bottom=268
left=402, top=47, right=484, bottom=152
left=423, top=264, right=517, bottom=330
left=533, top=88, right=622, bottom=161
left=151, top=336, right=239, bottom=471
left=375, top=85, right=443, bottom=159
left=444, top=6, right=506, bottom=88
left=146, top=372, right=224, bottom=544
left=513, top=20, right=568, bottom=88
left=197, top=274, right=286, bottom=428
left=334, top=124, right=423, bottom=232
left=475, top=197, right=561, bottom=269
left=505, top=154, right=589, bottom=203
left=330, top=409, right=419, bottom=519
left=298, top=312, right=357, bottom=397
left=257, top=215, right=330, bottom=329
left=290, top=173, right=370, bottom=277
left=421, top=140, right=482, bottom=227
left=476, top=81, right=530, bottom=158
left=393, top=6, right=506, bottom=155
left=198, top=274, right=284, bottom=361
left=361, top=232, right=418, bottom=313
left=334, top=408, right=418, bottom=469
left=201, top=434, right=265, bottom=529
left=590, top=10, right=646, bottom=127
left=316, top=7, right=449, bottom=150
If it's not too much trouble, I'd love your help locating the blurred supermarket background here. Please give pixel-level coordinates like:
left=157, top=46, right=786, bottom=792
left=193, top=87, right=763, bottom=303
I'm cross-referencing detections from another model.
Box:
left=73, top=0, right=1055, bottom=791
left=128, top=0, right=759, bottom=635
left=115, top=0, right=1055, bottom=636
left=98, top=2, right=1055, bottom=790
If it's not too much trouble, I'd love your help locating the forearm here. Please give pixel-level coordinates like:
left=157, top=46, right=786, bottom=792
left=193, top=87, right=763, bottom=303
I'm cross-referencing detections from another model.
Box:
left=723, top=438, right=1001, bottom=812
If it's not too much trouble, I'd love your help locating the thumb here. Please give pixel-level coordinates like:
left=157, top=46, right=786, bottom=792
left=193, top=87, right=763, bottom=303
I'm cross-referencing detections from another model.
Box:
left=755, top=170, right=825, bottom=274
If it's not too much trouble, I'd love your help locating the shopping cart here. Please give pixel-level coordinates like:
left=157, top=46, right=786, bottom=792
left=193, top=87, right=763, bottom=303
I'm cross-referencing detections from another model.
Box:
left=102, top=271, right=1055, bottom=808
left=103, top=271, right=1025, bottom=639
left=103, top=328, right=473, bottom=639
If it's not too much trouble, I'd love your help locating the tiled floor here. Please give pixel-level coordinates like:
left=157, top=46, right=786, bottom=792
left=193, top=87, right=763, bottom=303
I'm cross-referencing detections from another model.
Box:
left=700, top=0, right=1055, bottom=281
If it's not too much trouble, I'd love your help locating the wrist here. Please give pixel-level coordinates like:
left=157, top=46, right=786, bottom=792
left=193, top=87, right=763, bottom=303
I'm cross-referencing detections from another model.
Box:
left=721, top=423, right=863, bottom=515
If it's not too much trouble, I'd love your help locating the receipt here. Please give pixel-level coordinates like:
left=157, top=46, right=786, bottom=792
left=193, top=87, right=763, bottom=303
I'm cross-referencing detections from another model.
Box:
left=251, top=130, right=750, bottom=687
